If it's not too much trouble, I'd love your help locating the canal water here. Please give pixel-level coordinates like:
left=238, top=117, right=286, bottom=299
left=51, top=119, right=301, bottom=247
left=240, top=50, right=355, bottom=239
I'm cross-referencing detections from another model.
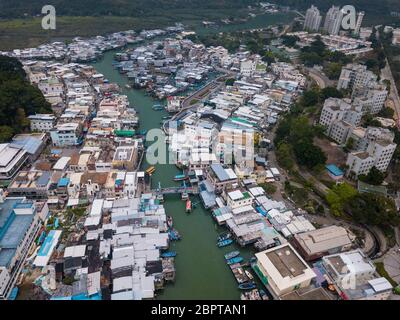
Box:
left=90, top=13, right=291, bottom=298
left=93, top=53, right=256, bottom=300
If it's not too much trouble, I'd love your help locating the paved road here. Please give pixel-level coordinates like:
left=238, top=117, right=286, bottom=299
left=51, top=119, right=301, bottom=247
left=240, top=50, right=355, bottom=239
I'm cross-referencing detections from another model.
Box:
left=381, top=59, right=400, bottom=125
left=305, top=67, right=334, bottom=89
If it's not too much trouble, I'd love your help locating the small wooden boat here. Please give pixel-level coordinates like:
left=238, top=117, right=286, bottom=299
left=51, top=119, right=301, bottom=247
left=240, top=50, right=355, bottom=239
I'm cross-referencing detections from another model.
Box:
left=217, top=239, right=233, bottom=248
left=166, top=216, right=173, bottom=228
left=238, top=282, right=256, bottom=290
left=152, top=104, right=165, bottom=111
left=224, top=251, right=240, bottom=260
left=157, top=194, right=164, bottom=203
left=174, top=174, right=189, bottom=182
left=259, top=289, right=269, bottom=300
left=227, top=256, right=244, bottom=265
left=245, top=270, right=254, bottom=280
left=161, top=251, right=177, bottom=258
left=217, top=232, right=232, bottom=242
left=146, top=166, right=156, bottom=175
left=185, top=199, right=192, bottom=213
left=181, top=192, right=189, bottom=201
left=168, top=229, right=181, bottom=241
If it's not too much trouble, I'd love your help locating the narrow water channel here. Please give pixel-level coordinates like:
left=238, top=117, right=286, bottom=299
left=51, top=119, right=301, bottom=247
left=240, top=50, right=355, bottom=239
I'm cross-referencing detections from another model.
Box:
left=92, top=51, right=260, bottom=299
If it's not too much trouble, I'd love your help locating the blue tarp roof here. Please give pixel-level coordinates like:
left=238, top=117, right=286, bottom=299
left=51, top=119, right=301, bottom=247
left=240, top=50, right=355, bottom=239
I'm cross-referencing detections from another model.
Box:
left=326, top=164, right=344, bottom=177
left=57, top=177, right=70, bottom=188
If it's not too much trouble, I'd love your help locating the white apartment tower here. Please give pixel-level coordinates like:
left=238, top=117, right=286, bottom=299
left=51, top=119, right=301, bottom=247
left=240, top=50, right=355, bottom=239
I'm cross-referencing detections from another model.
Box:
left=304, top=5, right=322, bottom=32
left=354, top=11, right=365, bottom=35
left=324, top=6, right=343, bottom=35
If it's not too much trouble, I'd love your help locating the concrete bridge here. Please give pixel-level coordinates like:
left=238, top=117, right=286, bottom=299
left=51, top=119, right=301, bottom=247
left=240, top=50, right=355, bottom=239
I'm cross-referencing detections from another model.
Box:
left=153, top=186, right=199, bottom=195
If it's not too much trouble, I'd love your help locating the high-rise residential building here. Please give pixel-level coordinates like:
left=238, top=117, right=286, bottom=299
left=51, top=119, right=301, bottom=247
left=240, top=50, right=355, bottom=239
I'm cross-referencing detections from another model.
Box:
left=323, top=6, right=343, bottom=35
left=303, top=5, right=322, bottom=32
left=354, top=11, right=365, bottom=35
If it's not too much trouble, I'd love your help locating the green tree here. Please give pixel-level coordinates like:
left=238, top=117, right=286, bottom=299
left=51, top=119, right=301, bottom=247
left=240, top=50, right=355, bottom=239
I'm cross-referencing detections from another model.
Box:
left=293, top=141, right=327, bottom=169
left=320, top=87, right=343, bottom=100
left=276, top=142, right=294, bottom=170
left=0, top=125, right=14, bottom=143
left=324, top=62, right=342, bottom=80
left=347, top=193, right=400, bottom=227
left=281, top=35, right=299, bottom=47
left=326, top=183, right=358, bottom=217
left=358, top=166, right=386, bottom=185
left=260, top=183, right=277, bottom=195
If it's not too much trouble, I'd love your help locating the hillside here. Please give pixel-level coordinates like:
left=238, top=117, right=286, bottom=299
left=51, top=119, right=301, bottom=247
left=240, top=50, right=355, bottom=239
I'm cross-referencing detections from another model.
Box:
left=0, top=56, right=52, bottom=142
left=0, top=0, right=257, bottom=18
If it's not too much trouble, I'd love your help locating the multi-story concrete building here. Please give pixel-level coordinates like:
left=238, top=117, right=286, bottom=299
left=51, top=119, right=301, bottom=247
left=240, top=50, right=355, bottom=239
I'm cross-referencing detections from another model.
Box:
left=0, top=144, right=29, bottom=182
left=353, top=85, right=388, bottom=115
left=50, top=122, right=82, bottom=147
left=240, top=59, right=257, bottom=78
left=319, top=98, right=362, bottom=144
left=28, top=114, right=57, bottom=132
left=254, top=243, right=316, bottom=298
left=346, top=139, right=397, bottom=176
left=292, top=226, right=353, bottom=261
left=304, top=5, right=322, bottom=32
left=0, top=192, right=42, bottom=300
left=322, top=249, right=393, bottom=300
left=337, top=64, right=377, bottom=92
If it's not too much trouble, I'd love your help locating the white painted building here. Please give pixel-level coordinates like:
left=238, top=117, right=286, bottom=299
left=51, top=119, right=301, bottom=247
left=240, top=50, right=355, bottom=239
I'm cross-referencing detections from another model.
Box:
left=50, top=122, right=82, bottom=147
left=254, top=243, right=316, bottom=298
left=28, top=114, right=57, bottom=132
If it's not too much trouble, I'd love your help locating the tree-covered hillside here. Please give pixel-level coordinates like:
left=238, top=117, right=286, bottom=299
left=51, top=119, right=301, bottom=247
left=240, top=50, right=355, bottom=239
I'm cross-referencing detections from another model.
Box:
left=0, top=56, right=52, bottom=142
left=0, top=0, right=257, bottom=18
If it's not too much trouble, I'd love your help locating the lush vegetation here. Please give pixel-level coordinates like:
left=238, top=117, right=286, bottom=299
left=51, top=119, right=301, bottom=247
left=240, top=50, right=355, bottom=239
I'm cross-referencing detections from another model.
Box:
left=326, top=183, right=358, bottom=217
left=275, top=115, right=327, bottom=170
left=325, top=181, right=400, bottom=229
left=274, top=86, right=345, bottom=171
left=0, top=56, right=51, bottom=142
left=358, top=166, right=386, bottom=185
left=346, top=192, right=400, bottom=227
left=0, top=0, right=258, bottom=18
left=300, top=36, right=352, bottom=79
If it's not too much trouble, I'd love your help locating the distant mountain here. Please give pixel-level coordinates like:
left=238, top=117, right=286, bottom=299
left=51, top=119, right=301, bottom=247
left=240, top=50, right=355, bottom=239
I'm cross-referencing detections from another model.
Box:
left=0, top=0, right=257, bottom=18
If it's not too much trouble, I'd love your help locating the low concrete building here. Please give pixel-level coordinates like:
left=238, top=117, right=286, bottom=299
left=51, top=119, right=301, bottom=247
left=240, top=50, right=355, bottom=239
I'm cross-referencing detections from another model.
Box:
left=292, top=226, right=353, bottom=261
left=254, top=243, right=316, bottom=298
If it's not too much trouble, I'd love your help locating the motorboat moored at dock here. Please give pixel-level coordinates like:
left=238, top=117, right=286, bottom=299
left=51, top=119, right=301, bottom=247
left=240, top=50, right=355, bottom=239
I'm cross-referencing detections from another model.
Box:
left=161, top=251, right=177, bottom=258
left=238, top=282, right=256, bottom=290
left=226, top=256, right=244, bottom=265
left=174, top=174, right=189, bottom=182
left=217, top=239, right=233, bottom=248
left=185, top=199, right=191, bottom=213
left=224, top=251, right=240, bottom=260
